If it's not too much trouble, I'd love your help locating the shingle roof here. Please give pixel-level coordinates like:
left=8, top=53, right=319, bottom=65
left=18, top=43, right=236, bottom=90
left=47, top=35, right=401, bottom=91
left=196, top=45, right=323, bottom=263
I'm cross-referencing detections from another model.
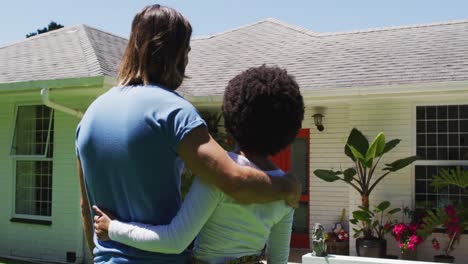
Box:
left=1, top=19, right=467, bottom=96
left=179, top=18, right=468, bottom=96
left=0, top=24, right=127, bottom=84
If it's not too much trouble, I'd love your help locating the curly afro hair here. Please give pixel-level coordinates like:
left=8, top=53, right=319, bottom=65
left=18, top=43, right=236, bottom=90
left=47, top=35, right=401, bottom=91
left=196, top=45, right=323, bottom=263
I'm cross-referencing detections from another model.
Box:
left=222, top=65, right=304, bottom=156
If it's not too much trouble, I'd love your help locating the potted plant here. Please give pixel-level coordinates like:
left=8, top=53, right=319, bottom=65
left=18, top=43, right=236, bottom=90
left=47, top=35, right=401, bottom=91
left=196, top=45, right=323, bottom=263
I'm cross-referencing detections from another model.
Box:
left=350, top=201, right=400, bottom=257
left=391, top=207, right=425, bottom=260
left=326, top=208, right=350, bottom=255
left=314, top=128, right=417, bottom=256
left=418, top=167, right=468, bottom=263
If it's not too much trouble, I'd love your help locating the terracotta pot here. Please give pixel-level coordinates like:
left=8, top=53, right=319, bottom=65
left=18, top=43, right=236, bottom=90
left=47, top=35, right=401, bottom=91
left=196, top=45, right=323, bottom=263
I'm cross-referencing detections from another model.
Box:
left=356, top=238, right=386, bottom=258
left=433, top=255, right=455, bottom=263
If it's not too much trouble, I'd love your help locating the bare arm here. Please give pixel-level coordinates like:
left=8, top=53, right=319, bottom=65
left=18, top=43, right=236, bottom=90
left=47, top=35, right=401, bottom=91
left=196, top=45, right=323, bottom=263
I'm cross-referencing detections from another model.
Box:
left=178, top=126, right=300, bottom=205
left=77, top=158, right=94, bottom=256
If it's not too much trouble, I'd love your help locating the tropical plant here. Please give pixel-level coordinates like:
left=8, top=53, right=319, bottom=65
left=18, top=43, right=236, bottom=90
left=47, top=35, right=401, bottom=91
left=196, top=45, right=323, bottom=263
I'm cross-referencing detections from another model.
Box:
left=419, top=205, right=466, bottom=257
left=350, top=201, right=401, bottom=239
left=391, top=206, right=425, bottom=253
left=314, top=128, right=418, bottom=209
left=431, top=167, right=468, bottom=191
left=418, top=167, right=468, bottom=257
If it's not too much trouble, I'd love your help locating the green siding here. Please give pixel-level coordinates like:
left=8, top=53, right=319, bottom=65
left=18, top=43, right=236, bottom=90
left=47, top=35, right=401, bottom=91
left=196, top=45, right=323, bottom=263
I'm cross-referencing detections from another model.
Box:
left=0, top=92, right=94, bottom=263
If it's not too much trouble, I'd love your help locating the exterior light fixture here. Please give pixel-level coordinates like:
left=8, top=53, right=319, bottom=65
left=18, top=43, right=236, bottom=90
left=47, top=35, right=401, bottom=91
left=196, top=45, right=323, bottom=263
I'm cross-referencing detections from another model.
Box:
left=313, top=113, right=325, bottom=132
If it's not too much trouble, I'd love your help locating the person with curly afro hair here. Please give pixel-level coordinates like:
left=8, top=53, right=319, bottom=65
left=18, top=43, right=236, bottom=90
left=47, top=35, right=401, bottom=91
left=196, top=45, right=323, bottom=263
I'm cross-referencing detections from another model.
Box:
left=92, top=65, right=304, bottom=264
left=223, top=65, right=304, bottom=156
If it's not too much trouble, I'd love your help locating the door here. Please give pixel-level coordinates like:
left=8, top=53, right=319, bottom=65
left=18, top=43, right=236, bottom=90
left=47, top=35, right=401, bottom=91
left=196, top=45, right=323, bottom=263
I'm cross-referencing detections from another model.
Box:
left=271, top=128, right=310, bottom=248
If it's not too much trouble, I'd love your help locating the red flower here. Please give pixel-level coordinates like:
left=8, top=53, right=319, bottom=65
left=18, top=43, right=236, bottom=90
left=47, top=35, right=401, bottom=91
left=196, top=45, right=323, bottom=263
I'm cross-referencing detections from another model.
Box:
left=408, top=223, right=419, bottom=233
left=383, top=223, right=392, bottom=231
left=445, top=205, right=456, bottom=217
left=432, top=238, right=440, bottom=251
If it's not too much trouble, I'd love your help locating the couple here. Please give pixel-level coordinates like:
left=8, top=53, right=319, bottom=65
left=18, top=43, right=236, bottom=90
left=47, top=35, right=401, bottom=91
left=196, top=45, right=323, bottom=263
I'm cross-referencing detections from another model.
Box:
left=76, top=4, right=304, bottom=264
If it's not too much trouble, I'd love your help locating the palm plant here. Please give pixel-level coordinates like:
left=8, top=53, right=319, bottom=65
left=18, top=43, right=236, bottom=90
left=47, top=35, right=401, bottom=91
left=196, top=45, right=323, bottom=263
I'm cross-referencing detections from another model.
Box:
left=419, top=167, right=468, bottom=257
left=314, top=128, right=417, bottom=209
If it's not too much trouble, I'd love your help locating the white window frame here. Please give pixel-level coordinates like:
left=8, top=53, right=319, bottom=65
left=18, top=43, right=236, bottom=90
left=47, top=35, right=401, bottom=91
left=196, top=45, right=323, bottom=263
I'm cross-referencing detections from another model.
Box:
left=412, top=102, right=468, bottom=209
left=10, top=103, right=54, bottom=221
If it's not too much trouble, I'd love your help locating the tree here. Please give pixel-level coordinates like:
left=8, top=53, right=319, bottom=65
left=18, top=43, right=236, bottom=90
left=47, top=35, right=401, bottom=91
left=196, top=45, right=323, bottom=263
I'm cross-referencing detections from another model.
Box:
left=26, top=21, right=64, bottom=38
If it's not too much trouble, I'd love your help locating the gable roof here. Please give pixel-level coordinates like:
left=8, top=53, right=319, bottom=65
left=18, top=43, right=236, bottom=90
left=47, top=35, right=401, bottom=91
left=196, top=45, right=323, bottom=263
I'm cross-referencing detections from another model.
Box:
left=0, top=24, right=127, bottom=84
left=179, top=18, right=468, bottom=97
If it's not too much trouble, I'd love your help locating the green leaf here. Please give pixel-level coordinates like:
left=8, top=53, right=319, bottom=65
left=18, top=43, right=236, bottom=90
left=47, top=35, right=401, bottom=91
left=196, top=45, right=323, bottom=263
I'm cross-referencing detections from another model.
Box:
left=381, top=139, right=401, bottom=156
left=347, top=144, right=366, bottom=162
left=431, top=167, right=468, bottom=190
left=350, top=219, right=359, bottom=225
left=376, top=201, right=390, bottom=212
left=343, top=168, right=357, bottom=182
left=345, top=128, right=369, bottom=161
left=366, top=132, right=386, bottom=161
left=383, top=156, right=418, bottom=172
left=353, top=210, right=371, bottom=222
left=313, top=169, right=342, bottom=182
left=388, top=208, right=402, bottom=215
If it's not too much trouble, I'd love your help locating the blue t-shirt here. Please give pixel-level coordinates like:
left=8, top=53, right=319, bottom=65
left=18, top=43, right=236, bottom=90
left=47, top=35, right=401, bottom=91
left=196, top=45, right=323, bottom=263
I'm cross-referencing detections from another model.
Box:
left=76, top=85, right=206, bottom=263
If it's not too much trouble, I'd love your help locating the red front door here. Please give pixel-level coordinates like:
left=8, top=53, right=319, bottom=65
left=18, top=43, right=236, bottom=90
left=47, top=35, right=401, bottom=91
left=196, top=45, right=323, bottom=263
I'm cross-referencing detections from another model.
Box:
left=271, top=128, right=310, bottom=248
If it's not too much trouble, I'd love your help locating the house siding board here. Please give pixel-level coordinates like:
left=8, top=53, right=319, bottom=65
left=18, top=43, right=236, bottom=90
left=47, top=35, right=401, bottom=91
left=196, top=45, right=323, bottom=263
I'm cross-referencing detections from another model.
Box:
left=0, top=94, right=83, bottom=263
left=308, top=104, right=351, bottom=246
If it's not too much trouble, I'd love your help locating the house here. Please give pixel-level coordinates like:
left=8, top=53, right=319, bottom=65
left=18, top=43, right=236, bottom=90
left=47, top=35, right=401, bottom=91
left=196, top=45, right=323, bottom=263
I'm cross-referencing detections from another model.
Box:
left=0, top=25, right=126, bottom=263
left=1, top=18, right=467, bottom=263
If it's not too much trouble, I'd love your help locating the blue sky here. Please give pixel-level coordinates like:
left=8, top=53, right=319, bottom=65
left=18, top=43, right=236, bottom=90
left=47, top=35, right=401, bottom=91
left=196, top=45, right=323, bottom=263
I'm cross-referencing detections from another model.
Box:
left=1, top=0, right=467, bottom=46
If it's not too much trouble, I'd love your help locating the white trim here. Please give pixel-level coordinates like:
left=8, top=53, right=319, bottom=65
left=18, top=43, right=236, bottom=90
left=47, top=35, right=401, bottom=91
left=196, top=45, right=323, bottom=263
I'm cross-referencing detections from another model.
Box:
left=10, top=104, right=55, bottom=220
left=41, top=87, right=84, bottom=118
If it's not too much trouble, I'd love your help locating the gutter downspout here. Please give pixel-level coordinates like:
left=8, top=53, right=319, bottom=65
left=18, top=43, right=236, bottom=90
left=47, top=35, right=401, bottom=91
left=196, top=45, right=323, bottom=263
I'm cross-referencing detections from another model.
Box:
left=41, top=87, right=84, bottom=118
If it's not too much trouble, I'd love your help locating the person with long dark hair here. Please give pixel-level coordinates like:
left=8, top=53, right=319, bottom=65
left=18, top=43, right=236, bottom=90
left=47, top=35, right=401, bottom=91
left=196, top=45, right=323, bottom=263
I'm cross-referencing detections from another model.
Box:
left=76, top=5, right=300, bottom=264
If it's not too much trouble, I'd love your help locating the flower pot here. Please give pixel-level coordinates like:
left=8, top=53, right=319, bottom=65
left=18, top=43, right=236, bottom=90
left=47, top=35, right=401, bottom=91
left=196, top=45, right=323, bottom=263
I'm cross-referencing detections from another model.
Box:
left=433, top=255, right=455, bottom=263
left=326, top=241, right=349, bottom=255
left=356, top=238, right=386, bottom=258
left=400, top=250, right=417, bottom=260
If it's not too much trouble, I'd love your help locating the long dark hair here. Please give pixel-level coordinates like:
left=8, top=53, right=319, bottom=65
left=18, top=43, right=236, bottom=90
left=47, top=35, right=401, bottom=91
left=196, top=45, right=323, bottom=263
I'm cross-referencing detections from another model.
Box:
left=118, top=5, right=192, bottom=89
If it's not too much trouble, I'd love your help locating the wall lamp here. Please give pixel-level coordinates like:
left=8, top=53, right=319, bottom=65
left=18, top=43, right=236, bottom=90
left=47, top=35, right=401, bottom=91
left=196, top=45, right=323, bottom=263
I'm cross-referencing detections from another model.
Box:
left=313, top=113, right=325, bottom=132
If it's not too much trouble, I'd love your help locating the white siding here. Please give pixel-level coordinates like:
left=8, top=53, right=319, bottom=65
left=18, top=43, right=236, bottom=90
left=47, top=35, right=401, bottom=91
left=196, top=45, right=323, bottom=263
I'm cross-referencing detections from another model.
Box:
left=308, top=94, right=468, bottom=263
left=0, top=93, right=85, bottom=263
left=307, top=104, right=351, bottom=236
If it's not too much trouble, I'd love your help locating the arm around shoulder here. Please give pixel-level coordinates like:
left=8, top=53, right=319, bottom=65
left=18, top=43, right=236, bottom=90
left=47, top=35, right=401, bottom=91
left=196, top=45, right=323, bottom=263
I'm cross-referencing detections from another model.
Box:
left=178, top=125, right=297, bottom=204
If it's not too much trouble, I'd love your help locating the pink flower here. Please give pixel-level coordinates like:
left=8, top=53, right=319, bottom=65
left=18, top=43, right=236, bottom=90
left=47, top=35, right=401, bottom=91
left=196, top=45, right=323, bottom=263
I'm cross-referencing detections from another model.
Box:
left=392, top=223, right=407, bottom=237
left=409, top=235, right=422, bottom=246
left=407, top=241, right=416, bottom=251
left=445, top=205, right=456, bottom=217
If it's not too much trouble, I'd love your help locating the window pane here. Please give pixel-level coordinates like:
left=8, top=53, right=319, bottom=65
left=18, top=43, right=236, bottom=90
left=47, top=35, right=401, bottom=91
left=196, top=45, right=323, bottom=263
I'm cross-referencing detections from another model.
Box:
left=11, top=105, right=53, bottom=156
left=290, top=138, right=308, bottom=194
left=416, top=107, right=425, bottom=120
left=437, top=106, right=448, bottom=120
left=448, top=105, right=459, bottom=119
left=426, top=106, right=436, bottom=119
left=15, top=161, right=53, bottom=216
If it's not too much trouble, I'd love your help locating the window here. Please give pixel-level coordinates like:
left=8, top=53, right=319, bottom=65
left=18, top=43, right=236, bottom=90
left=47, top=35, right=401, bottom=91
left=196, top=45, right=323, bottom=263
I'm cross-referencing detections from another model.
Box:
left=415, top=105, right=468, bottom=209
left=11, top=105, right=54, bottom=218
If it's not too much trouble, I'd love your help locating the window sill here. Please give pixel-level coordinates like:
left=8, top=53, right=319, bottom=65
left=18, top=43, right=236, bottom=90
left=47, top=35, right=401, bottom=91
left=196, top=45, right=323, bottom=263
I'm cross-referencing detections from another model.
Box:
left=10, top=217, right=52, bottom=226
